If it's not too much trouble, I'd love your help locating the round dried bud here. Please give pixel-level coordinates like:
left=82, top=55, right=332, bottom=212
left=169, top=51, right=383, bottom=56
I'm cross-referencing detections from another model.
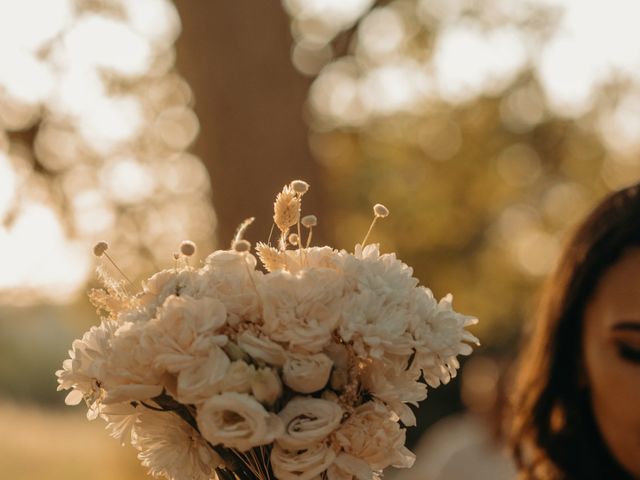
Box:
left=234, top=239, right=251, bottom=252
left=291, top=180, right=309, bottom=195
left=93, top=241, right=109, bottom=257
left=373, top=203, right=389, bottom=218
left=288, top=233, right=299, bottom=246
left=180, top=240, right=196, bottom=256
left=301, top=215, right=317, bottom=228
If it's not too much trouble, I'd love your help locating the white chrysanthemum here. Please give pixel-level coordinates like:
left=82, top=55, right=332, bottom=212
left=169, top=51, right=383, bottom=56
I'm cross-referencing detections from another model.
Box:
left=101, top=401, right=141, bottom=445
left=339, top=244, right=420, bottom=358
left=200, top=250, right=263, bottom=325
left=261, top=267, right=344, bottom=353
left=360, top=356, right=426, bottom=426
left=413, top=293, right=479, bottom=387
left=56, top=320, right=118, bottom=419
left=132, top=411, right=220, bottom=480
left=332, top=401, right=415, bottom=471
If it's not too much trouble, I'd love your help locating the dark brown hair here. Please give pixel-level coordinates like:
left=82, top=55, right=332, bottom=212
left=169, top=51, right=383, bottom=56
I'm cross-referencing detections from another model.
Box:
left=509, top=182, right=640, bottom=480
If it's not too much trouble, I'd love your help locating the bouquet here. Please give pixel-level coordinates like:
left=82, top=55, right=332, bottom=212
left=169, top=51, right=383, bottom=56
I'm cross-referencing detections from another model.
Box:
left=57, top=180, right=479, bottom=480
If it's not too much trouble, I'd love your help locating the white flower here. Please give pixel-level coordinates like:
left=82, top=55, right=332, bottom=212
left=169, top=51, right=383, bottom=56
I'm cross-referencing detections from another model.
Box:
left=138, top=268, right=205, bottom=316
left=332, top=401, right=415, bottom=471
left=101, top=402, right=141, bottom=445
left=196, top=392, right=283, bottom=451
left=56, top=320, right=118, bottom=419
left=261, top=267, right=344, bottom=353
left=413, top=293, right=479, bottom=387
left=143, top=294, right=227, bottom=374
left=101, top=321, right=163, bottom=405
left=360, top=356, right=426, bottom=426
left=277, top=396, right=343, bottom=450
left=251, top=367, right=282, bottom=405
left=282, top=352, right=333, bottom=393
left=271, top=442, right=336, bottom=480
left=237, top=330, right=287, bottom=366
left=200, top=250, right=263, bottom=325
left=218, top=360, right=255, bottom=394
left=339, top=244, right=421, bottom=358
left=327, top=453, right=374, bottom=480
left=176, top=347, right=230, bottom=404
left=132, top=410, right=220, bottom=480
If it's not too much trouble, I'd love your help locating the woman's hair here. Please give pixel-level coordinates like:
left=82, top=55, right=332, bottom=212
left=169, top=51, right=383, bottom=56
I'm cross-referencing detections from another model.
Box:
left=509, top=182, right=640, bottom=480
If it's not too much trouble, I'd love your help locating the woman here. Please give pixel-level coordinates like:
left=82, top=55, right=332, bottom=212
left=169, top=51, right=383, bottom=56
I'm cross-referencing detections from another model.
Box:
left=510, top=182, right=640, bottom=479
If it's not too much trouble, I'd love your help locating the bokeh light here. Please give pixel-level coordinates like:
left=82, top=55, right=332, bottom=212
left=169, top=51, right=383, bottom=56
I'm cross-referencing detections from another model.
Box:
left=0, top=0, right=216, bottom=304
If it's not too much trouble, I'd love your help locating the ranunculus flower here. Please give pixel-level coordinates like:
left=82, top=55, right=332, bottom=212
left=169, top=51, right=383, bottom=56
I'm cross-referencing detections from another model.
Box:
left=282, top=352, right=333, bottom=393
left=271, top=442, right=336, bottom=480
left=277, top=397, right=343, bottom=450
left=196, top=392, right=283, bottom=451
left=332, top=401, right=415, bottom=471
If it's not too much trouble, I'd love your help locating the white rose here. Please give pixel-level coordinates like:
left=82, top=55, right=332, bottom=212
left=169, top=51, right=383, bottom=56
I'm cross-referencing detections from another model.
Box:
left=282, top=353, right=333, bottom=393
left=218, top=360, right=255, bottom=393
left=196, top=392, right=283, bottom=451
left=201, top=250, right=263, bottom=325
left=271, top=442, right=336, bottom=480
left=176, top=347, right=230, bottom=404
left=277, top=397, right=343, bottom=450
left=332, top=401, right=415, bottom=471
left=251, top=367, right=282, bottom=406
left=237, top=331, right=287, bottom=366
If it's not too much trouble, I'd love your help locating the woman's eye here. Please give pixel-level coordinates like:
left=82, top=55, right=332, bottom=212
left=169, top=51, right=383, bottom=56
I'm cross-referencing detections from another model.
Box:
left=616, top=343, right=640, bottom=364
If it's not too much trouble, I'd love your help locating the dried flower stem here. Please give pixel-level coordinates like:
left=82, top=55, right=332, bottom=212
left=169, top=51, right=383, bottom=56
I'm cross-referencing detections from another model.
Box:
left=361, top=217, right=378, bottom=247
left=103, top=252, right=133, bottom=287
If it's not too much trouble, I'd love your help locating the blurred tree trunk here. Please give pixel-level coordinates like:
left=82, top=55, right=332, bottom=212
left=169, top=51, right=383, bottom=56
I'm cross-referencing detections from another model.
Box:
left=173, top=1, right=326, bottom=247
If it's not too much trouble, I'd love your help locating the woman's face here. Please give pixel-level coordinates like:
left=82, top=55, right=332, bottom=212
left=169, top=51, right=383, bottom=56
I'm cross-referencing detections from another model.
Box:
left=583, top=247, right=640, bottom=478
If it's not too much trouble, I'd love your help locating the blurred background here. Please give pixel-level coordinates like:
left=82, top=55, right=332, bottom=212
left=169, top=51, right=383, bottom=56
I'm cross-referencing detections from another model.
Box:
left=0, top=0, right=639, bottom=478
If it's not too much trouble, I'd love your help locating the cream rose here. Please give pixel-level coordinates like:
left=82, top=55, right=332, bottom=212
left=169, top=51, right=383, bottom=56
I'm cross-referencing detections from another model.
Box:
left=237, top=331, right=287, bottom=366
left=277, top=397, right=343, bottom=450
left=271, top=442, right=336, bottom=480
left=332, top=401, right=415, bottom=471
left=196, top=392, right=283, bottom=451
left=282, top=352, right=333, bottom=393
